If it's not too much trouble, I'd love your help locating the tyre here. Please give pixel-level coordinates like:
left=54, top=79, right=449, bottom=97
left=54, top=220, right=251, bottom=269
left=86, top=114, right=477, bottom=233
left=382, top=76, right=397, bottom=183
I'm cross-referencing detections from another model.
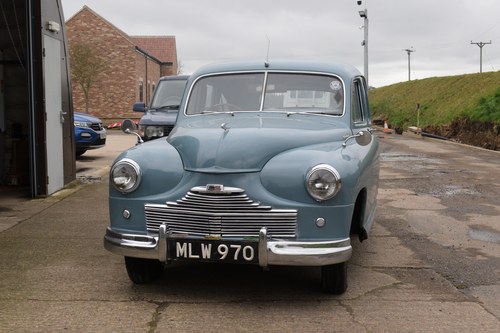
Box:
left=321, top=262, right=348, bottom=294
left=76, top=149, right=86, bottom=157
left=124, top=256, right=163, bottom=284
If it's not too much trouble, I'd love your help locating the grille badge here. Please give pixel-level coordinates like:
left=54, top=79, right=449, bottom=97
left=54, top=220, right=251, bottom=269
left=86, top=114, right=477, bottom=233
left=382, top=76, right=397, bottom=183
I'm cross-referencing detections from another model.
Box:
left=206, top=184, right=224, bottom=193
left=191, top=185, right=244, bottom=195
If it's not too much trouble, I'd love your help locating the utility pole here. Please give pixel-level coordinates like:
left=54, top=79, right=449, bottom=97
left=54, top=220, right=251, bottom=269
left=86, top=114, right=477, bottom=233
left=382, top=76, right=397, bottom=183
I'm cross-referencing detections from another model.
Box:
left=470, top=40, right=492, bottom=73
left=404, top=47, right=415, bottom=81
left=357, top=1, right=369, bottom=87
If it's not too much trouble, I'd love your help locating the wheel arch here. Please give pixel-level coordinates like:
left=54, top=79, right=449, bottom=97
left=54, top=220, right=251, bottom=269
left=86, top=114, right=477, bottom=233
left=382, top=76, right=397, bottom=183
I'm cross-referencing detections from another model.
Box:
left=350, top=188, right=368, bottom=242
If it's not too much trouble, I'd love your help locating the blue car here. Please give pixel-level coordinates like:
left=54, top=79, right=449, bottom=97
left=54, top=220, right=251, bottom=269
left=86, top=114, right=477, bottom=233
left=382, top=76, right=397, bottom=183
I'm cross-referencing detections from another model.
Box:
left=105, top=60, right=380, bottom=294
left=133, top=75, right=189, bottom=141
left=74, top=112, right=106, bottom=156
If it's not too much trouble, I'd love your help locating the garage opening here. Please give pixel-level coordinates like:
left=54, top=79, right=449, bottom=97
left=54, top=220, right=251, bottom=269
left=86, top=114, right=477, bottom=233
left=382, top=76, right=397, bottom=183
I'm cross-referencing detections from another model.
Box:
left=0, top=0, right=75, bottom=200
left=0, top=0, right=30, bottom=196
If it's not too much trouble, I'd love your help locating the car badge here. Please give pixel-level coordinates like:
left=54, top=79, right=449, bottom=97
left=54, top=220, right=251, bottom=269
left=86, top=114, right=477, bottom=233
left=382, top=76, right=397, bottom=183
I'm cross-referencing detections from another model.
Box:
left=206, top=184, right=224, bottom=192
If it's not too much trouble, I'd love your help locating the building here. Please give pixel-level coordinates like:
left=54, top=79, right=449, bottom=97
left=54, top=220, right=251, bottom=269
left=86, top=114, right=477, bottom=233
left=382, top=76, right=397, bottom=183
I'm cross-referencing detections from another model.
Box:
left=65, top=6, right=178, bottom=122
left=0, top=0, right=74, bottom=198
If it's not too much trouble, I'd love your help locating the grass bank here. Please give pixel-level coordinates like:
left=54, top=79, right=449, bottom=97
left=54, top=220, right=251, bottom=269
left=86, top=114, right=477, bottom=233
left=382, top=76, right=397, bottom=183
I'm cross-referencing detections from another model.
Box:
left=369, top=71, right=500, bottom=128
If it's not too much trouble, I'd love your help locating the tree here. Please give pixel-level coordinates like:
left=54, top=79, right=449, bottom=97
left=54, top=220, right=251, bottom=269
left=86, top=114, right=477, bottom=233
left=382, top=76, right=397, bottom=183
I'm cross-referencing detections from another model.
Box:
left=176, top=59, right=184, bottom=75
left=69, top=42, right=107, bottom=113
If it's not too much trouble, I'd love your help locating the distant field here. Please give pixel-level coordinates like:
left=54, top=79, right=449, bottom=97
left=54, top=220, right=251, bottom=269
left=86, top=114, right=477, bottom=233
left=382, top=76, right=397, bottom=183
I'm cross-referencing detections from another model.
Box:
left=369, top=71, right=500, bottom=128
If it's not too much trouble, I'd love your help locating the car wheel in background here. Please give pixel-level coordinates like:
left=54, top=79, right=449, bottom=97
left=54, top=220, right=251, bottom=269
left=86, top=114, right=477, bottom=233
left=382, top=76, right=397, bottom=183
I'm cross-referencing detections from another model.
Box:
left=124, top=256, right=163, bottom=284
left=321, top=262, right=348, bottom=294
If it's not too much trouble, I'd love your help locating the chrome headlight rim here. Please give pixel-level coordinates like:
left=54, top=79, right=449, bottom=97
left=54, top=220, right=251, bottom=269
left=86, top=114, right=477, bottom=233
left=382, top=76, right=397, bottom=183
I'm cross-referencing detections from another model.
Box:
left=306, top=164, right=342, bottom=202
left=110, top=158, right=142, bottom=193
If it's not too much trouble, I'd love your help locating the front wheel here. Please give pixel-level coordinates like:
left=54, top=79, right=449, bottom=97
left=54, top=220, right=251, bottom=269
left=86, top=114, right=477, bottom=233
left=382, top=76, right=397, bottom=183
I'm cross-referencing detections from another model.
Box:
left=124, top=257, right=163, bottom=284
left=321, top=262, right=348, bottom=294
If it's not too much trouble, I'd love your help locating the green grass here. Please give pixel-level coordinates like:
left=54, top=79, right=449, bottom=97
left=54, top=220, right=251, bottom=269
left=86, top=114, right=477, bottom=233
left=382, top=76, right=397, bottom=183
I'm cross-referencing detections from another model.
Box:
left=369, top=71, right=500, bottom=128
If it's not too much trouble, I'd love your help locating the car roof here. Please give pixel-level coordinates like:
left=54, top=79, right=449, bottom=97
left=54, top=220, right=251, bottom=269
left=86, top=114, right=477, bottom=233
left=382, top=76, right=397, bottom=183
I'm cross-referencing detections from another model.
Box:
left=190, top=59, right=362, bottom=80
left=158, top=74, right=190, bottom=82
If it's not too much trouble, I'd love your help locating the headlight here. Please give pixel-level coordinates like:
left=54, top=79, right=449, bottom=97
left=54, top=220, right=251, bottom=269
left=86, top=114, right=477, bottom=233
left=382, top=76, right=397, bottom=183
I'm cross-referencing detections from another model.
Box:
left=306, top=164, right=341, bottom=201
left=111, top=158, right=141, bottom=193
left=144, top=126, right=165, bottom=139
left=74, top=121, right=91, bottom=128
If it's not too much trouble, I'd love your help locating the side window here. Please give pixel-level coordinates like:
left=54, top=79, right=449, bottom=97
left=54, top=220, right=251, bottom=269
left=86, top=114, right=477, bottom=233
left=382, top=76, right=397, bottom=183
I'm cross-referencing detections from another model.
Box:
left=352, top=77, right=370, bottom=126
left=352, top=80, right=363, bottom=123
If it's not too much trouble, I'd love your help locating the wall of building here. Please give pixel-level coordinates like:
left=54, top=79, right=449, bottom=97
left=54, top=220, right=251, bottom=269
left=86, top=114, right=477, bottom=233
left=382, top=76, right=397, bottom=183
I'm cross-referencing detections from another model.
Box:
left=66, top=9, right=152, bottom=122
left=134, top=52, right=161, bottom=106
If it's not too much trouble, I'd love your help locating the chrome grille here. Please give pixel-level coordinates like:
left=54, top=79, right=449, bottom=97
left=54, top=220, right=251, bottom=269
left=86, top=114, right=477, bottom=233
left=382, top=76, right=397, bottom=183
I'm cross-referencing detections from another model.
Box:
left=145, top=186, right=297, bottom=238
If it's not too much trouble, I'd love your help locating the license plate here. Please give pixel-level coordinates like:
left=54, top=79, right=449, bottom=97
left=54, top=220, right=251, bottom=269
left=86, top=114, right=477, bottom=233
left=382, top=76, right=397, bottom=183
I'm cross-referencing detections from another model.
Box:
left=168, top=239, right=258, bottom=264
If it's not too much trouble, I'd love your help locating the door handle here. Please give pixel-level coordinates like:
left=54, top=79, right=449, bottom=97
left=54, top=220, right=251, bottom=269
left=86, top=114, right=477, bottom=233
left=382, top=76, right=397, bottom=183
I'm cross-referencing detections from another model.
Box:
left=60, top=111, right=67, bottom=123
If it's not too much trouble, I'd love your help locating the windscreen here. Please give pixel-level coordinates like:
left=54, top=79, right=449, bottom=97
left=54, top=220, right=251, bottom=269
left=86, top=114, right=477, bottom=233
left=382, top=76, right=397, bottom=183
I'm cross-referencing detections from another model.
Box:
left=264, top=73, right=344, bottom=114
left=186, top=72, right=344, bottom=115
left=186, top=73, right=265, bottom=114
left=150, top=79, right=188, bottom=109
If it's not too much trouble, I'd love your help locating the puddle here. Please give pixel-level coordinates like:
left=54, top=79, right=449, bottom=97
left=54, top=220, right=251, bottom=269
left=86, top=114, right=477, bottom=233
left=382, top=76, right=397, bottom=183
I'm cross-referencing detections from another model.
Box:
left=0, top=206, right=13, bottom=213
left=430, top=185, right=479, bottom=197
left=380, top=153, right=421, bottom=162
left=469, top=228, right=500, bottom=244
left=77, top=176, right=103, bottom=184
left=380, top=153, right=441, bottom=164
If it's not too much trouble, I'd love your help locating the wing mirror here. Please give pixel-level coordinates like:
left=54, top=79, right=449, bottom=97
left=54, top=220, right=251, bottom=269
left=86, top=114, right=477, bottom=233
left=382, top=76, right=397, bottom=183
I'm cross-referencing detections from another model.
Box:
left=342, top=129, right=374, bottom=147
left=133, top=102, right=146, bottom=112
left=121, top=119, right=143, bottom=144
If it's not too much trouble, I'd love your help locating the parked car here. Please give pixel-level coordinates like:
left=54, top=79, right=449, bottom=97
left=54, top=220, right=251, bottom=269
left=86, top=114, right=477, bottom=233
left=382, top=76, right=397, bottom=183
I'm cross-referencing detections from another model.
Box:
left=104, top=60, right=380, bottom=294
left=74, top=112, right=106, bottom=156
left=133, top=75, right=189, bottom=141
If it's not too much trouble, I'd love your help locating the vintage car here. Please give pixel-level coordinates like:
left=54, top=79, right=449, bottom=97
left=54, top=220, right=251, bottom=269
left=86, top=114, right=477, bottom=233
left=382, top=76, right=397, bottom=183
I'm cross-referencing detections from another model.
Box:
left=133, top=75, right=189, bottom=141
left=104, top=60, right=379, bottom=294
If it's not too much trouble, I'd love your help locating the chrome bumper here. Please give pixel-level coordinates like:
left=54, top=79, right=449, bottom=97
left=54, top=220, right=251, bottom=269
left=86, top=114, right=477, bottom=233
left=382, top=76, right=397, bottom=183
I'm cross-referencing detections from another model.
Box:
left=104, top=226, right=352, bottom=267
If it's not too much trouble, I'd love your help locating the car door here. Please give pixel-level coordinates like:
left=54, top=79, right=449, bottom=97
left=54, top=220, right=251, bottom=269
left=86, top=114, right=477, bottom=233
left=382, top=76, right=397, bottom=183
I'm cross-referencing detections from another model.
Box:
left=351, top=76, right=379, bottom=235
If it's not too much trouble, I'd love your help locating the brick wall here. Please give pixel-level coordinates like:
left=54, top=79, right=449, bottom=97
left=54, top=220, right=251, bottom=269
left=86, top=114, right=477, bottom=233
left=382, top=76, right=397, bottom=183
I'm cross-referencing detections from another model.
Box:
left=66, top=7, right=164, bottom=123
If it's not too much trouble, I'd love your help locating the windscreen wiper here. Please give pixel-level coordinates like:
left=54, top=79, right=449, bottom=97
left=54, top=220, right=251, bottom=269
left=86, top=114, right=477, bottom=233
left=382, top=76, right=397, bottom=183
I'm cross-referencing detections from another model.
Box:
left=152, top=105, right=180, bottom=110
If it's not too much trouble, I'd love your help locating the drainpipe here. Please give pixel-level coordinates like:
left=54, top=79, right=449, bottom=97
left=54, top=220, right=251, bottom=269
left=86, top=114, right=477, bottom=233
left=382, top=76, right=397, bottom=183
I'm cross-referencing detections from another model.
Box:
left=135, top=47, right=162, bottom=105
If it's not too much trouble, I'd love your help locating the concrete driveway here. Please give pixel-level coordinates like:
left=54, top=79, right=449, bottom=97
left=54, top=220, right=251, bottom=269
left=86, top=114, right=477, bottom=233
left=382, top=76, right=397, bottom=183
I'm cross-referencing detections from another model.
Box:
left=0, top=131, right=498, bottom=332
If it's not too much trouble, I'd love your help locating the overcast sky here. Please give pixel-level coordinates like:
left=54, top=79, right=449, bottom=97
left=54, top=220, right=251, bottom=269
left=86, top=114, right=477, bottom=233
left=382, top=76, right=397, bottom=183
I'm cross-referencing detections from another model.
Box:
left=62, top=0, right=500, bottom=87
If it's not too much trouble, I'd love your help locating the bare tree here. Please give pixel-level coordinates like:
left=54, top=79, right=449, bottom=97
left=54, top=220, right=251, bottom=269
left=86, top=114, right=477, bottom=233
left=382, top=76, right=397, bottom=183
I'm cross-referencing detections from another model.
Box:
left=176, top=58, right=184, bottom=75
left=69, top=42, right=107, bottom=113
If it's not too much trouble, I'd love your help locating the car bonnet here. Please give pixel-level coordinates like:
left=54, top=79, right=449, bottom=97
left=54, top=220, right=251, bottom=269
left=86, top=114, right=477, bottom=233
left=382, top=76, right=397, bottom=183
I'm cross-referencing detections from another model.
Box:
left=168, top=114, right=350, bottom=173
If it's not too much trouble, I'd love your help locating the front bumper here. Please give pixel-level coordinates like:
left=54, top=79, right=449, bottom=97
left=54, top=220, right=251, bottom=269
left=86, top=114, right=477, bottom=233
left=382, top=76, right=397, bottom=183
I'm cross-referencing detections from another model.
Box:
left=104, top=226, right=352, bottom=267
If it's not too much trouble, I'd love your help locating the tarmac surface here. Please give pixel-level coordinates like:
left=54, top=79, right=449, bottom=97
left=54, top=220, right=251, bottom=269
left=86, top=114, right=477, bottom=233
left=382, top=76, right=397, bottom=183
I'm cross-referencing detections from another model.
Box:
left=0, top=130, right=499, bottom=332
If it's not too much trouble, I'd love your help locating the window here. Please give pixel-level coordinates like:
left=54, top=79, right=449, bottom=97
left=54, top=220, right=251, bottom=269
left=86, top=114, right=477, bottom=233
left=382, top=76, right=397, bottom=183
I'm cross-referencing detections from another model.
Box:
left=186, top=73, right=264, bottom=114
left=264, top=73, right=344, bottom=114
left=352, top=81, right=363, bottom=123
left=352, top=78, right=370, bottom=125
left=139, top=80, right=143, bottom=102
left=150, top=79, right=188, bottom=109
left=147, top=81, right=151, bottom=103
left=185, top=72, right=344, bottom=115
